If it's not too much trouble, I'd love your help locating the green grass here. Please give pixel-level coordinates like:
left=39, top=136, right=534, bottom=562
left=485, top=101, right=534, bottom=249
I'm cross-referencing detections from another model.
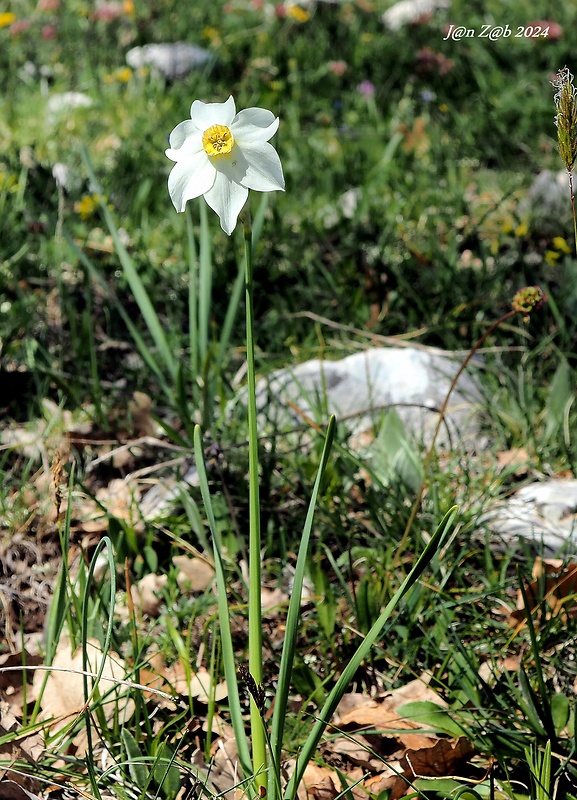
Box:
left=2, top=0, right=577, bottom=798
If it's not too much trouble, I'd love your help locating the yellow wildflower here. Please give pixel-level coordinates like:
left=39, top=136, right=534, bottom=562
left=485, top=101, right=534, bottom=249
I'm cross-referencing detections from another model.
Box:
left=286, top=5, right=309, bottom=22
left=75, top=194, right=106, bottom=220
left=514, top=222, right=528, bottom=237
left=203, top=27, right=221, bottom=46
left=0, top=12, right=16, bottom=28
left=544, top=250, right=560, bottom=266
left=552, top=235, right=571, bottom=253
left=0, top=171, right=17, bottom=192
left=103, top=67, right=132, bottom=84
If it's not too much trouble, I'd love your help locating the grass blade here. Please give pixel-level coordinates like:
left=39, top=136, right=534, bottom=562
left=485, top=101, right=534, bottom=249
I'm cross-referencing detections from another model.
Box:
left=80, top=146, right=177, bottom=380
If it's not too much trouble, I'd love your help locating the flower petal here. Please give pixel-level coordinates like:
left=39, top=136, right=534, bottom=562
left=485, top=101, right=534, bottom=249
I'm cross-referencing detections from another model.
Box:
left=238, top=141, right=285, bottom=192
left=167, top=152, right=216, bottom=212
left=190, top=96, right=236, bottom=130
left=212, top=147, right=249, bottom=185
left=167, top=119, right=202, bottom=153
left=233, top=107, right=276, bottom=130
left=166, top=131, right=203, bottom=163
left=232, top=115, right=279, bottom=144
left=203, top=171, right=249, bottom=235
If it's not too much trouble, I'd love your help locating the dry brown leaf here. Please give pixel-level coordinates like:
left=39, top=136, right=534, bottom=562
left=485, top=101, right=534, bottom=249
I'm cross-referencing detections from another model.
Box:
left=128, top=391, right=157, bottom=437
left=74, top=477, right=143, bottom=532
left=95, top=478, right=141, bottom=521
left=173, top=555, right=215, bottom=593
left=478, top=655, right=521, bottom=684
left=334, top=677, right=445, bottom=729
left=164, top=662, right=227, bottom=703
left=208, top=735, right=243, bottom=800
left=363, top=766, right=404, bottom=799
left=201, top=713, right=233, bottom=738
left=360, top=736, right=474, bottom=800
left=332, top=692, right=367, bottom=717
left=0, top=652, right=42, bottom=694
left=0, top=780, right=43, bottom=800
left=401, top=735, right=475, bottom=780
left=335, top=700, right=404, bottom=729
left=32, top=638, right=134, bottom=755
left=0, top=400, right=92, bottom=464
left=130, top=572, right=168, bottom=616
left=341, top=766, right=367, bottom=800
left=388, top=676, right=446, bottom=709
left=329, top=735, right=381, bottom=770
left=395, top=730, right=438, bottom=753
left=261, top=586, right=288, bottom=612
left=298, top=764, right=339, bottom=800
left=73, top=493, right=109, bottom=533
left=325, top=678, right=474, bottom=799
left=189, top=667, right=228, bottom=703
left=495, top=447, right=532, bottom=475
left=0, top=701, right=45, bottom=767
left=512, top=557, right=577, bottom=623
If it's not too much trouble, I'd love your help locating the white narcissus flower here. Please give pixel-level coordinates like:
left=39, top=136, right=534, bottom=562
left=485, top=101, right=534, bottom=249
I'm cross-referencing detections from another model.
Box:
left=165, top=95, right=285, bottom=235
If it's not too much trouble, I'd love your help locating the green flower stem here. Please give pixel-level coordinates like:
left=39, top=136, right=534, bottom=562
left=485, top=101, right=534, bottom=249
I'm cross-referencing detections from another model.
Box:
left=185, top=206, right=198, bottom=377
left=242, top=212, right=267, bottom=791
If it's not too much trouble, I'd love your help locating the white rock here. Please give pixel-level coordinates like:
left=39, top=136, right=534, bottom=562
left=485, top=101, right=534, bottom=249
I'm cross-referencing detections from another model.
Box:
left=140, top=346, right=482, bottom=520
left=138, top=462, right=199, bottom=521
left=382, top=0, right=451, bottom=31
left=339, top=188, right=360, bottom=219
left=484, top=479, right=577, bottom=555
left=46, top=92, right=93, bottom=123
left=52, top=162, right=72, bottom=190
left=241, top=346, right=482, bottom=447
left=296, top=0, right=347, bottom=5
left=126, top=43, right=213, bottom=80
left=519, top=170, right=574, bottom=234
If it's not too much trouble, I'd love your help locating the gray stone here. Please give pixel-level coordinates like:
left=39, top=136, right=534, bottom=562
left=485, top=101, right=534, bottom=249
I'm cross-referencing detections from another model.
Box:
left=241, top=346, right=482, bottom=448
left=46, top=92, right=93, bottom=123
left=484, top=479, right=577, bottom=555
left=140, top=346, right=483, bottom=520
left=382, top=0, right=451, bottom=31
left=126, top=43, right=213, bottom=80
left=519, top=170, right=574, bottom=235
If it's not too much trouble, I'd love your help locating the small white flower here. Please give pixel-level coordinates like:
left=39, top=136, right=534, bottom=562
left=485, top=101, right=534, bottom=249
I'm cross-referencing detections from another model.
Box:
left=165, top=95, right=285, bottom=235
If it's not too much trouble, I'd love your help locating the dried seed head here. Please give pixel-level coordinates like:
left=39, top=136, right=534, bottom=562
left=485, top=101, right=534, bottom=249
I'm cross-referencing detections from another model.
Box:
left=238, top=664, right=266, bottom=715
left=512, top=286, right=547, bottom=322
left=50, top=447, right=67, bottom=521
left=552, top=67, right=577, bottom=172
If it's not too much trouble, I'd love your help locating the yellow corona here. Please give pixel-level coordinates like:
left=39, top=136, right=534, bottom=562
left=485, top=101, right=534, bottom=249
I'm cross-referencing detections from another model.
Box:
left=202, top=124, right=234, bottom=157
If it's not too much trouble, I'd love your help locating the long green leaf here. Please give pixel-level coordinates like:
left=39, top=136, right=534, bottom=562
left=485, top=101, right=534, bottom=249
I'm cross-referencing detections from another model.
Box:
left=216, top=251, right=245, bottom=372
left=269, top=415, right=336, bottom=794
left=517, top=570, right=556, bottom=742
left=81, top=535, right=116, bottom=800
left=284, top=505, right=459, bottom=800
left=193, top=426, right=253, bottom=785
left=243, top=218, right=267, bottom=791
